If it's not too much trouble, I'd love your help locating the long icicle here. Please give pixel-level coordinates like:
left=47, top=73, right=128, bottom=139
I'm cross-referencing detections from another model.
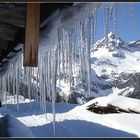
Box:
left=86, top=15, right=92, bottom=97
left=113, top=4, right=117, bottom=35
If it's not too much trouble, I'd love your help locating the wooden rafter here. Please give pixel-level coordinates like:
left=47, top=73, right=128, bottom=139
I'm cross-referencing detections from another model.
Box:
left=23, top=3, right=40, bottom=67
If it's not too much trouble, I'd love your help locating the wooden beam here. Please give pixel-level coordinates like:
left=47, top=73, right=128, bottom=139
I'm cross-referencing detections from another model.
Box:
left=23, top=3, right=40, bottom=67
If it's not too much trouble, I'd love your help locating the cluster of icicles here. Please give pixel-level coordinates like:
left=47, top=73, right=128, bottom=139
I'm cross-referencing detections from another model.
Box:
left=0, top=3, right=136, bottom=136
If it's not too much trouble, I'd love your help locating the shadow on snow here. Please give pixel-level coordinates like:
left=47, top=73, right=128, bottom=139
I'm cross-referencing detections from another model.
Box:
left=29, top=119, right=137, bottom=138
left=0, top=101, right=78, bottom=117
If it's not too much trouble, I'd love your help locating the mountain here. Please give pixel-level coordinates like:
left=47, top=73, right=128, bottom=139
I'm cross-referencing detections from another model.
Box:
left=92, top=32, right=127, bottom=51
left=90, top=32, right=140, bottom=100
left=128, top=40, right=140, bottom=47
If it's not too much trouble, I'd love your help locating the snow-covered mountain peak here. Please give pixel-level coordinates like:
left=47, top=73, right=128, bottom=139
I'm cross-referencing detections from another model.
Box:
left=128, top=40, right=140, bottom=47
left=92, top=32, right=127, bottom=51
left=108, top=32, right=116, bottom=39
left=90, top=32, right=140, bottom=100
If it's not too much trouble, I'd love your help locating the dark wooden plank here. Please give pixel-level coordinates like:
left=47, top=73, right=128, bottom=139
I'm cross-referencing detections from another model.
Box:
left=128, top=108, right=140, bottom=114
left=0, top=3, right=25, bottom=9
left=107, top=104, right=130, bottom=113
left=87, top=102, right=98, bottom=108
left=0, top=22, right=18, bottom=33
left=0, top=7, right=25, bottom=27
left=23, top=3, right=40, bottom=67
left=0, top=31, right=15, bottom=41
left=87, top=103, right=133, bottom=114
left=0, top=38, right=8, bottom=49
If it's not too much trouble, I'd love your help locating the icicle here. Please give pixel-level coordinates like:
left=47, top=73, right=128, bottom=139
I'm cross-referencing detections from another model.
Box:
left=129, top=3, right=131, bottom=25
left=61, top=29, right=66, bottom=80
left=86, top=15, right=92, bottom=97
left=3, top=76, right=7, bottom=110
left=36, top=67, right=39, bottom=102
left=93, top=11, right=97, bottom=45
left=39, top=56, right=43, bottom=113
left=113, top=4, right=117, bottom=35
left=132, top=3, right=135, bottom=24
left=78, top=22, right=83, bottom=83
left=36, top=68, right=39, bottom=102
left=42, top=56, right=47, bottom=117
left=45, top=56, right=48, bottom=121
left=15, top=66, right=19, bottom=111
left=15, top=52, right=22, bottom=111
left=0, top=47, right=23, bottom=110
left=73, top=25, right=77, bottom=85
left=121, top=2, right=125, bottom=20
left=108, top=3, right=114, bottom=21
left=57, top=28, right=61, bottom=87
left=48, top=50, right=51, bottom=102
left=62, top=29, right=67, bottom=85
left=129, top=3, right=135, bottom=25
left=38, top=66, right=42, bottom=113
left=65, top=32, right=69, bottom=85
left=41, top=58, right=44, bottom=113
left=32, top=67, right=38, bottom=101
left=104, top=4, right=109, bottom=47
left=71, top=28, right=76, bottom=91
left=7, top=73, right=10, bottom=94
left=12, top=63, right=16, bottom=103
left=27, top=67, right=32, bottom=109
left=38, top=50, right=47, bottom=116
left=64, top=39, right=68, bottom=84
left=51, top=48, right=58, bottom=137
left=68, top=30, right=73, bottom=96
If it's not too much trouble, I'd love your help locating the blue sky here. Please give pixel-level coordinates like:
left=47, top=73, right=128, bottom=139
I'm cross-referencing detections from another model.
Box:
left=94, top=2, right=140, bottom=43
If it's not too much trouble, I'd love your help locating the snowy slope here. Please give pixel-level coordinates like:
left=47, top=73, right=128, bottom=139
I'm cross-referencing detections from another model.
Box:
left=0, top=95, right=140, bottom=137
